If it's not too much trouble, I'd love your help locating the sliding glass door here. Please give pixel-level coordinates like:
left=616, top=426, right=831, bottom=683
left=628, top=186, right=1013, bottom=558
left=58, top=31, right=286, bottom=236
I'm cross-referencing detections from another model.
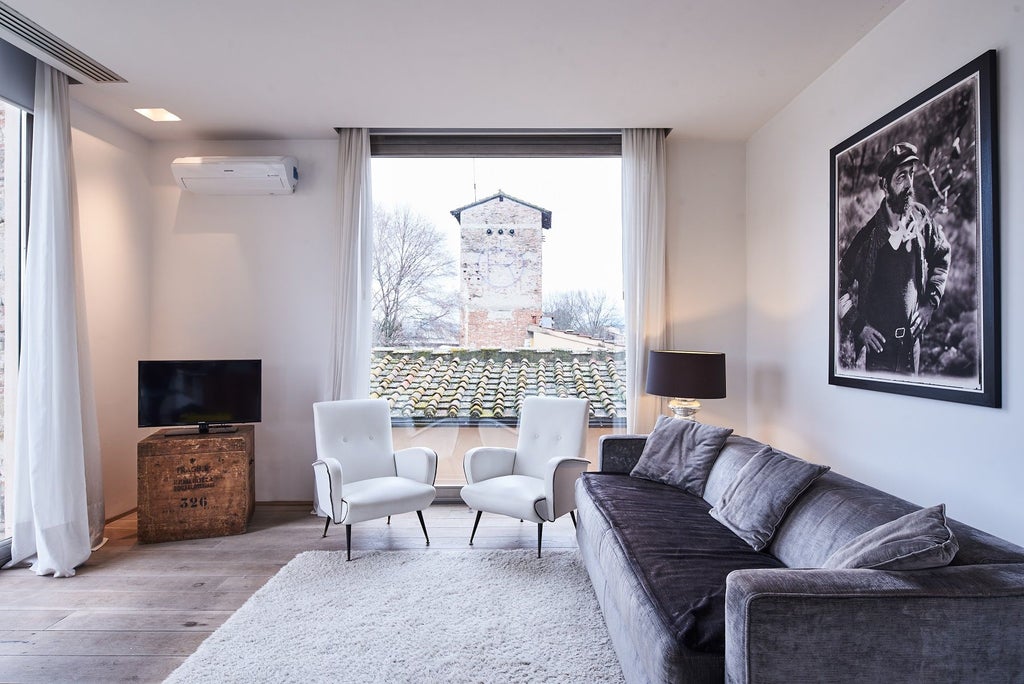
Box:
left=1, top=98, right=27, bottom=546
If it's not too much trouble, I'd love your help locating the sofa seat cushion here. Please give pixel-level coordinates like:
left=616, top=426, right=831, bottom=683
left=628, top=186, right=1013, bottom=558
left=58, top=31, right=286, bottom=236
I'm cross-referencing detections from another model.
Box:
left=579, top=473, right=785, bottom=654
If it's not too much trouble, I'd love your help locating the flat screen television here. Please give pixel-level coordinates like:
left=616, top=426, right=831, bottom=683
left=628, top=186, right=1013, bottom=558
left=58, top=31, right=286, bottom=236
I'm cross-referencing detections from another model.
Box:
left=138, top=359, right=262, bottom=434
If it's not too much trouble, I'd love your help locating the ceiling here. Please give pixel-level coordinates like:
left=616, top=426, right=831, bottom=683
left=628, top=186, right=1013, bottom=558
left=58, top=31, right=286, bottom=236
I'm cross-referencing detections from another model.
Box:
left=3, top=0, right=904, bottom=142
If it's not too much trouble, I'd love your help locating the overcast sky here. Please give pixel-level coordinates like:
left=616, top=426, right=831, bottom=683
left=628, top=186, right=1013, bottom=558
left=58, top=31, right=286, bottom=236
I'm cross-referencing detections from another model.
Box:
left=371, top=157, right=623, bottom=303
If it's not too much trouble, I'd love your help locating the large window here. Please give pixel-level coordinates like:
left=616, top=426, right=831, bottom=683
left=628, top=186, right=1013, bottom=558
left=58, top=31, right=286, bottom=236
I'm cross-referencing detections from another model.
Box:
left=368, top=134, right=625, bottom=488
left=1, top=99, right=27, bottom=541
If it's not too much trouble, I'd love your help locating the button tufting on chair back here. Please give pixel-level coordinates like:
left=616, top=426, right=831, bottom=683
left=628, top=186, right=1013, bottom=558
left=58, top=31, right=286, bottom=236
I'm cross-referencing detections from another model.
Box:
left=313, top=399, right=396, bottom=483
left=512, top=397, right=589, bottom=479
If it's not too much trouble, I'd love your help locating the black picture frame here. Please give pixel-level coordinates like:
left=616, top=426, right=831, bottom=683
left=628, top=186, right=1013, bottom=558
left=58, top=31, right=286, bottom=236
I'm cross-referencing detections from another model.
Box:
left=829, top=50, right=1000, bottom=407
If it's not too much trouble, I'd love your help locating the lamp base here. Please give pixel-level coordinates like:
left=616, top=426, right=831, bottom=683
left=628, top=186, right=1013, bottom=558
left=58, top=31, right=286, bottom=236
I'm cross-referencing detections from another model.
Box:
left=667, top=398, right=702, bottom=420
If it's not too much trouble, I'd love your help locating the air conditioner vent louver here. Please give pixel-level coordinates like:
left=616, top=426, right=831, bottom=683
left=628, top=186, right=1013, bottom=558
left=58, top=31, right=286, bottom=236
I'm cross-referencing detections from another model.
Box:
left=0, top=1, right=125, bottom=83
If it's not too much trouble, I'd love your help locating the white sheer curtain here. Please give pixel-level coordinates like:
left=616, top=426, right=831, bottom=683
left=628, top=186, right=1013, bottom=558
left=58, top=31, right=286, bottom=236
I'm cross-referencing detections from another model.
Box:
left=5, top=62, right=104, bottom=577
left=326, top=128, right=373, bottom=400
left=622, top=129, right=668, bottom=433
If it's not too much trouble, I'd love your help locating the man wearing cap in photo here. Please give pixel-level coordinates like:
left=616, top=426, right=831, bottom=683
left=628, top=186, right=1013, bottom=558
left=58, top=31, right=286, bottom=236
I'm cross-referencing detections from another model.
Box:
left=838, top=141, right=951, bottom=374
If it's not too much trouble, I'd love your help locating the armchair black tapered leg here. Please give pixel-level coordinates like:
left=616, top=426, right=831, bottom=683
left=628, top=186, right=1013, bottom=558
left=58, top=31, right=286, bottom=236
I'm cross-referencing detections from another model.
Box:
left=570, top=511, right=577, bottom=528
left=322, top=517, right=331, bottom=538
left=387, top=516, right=391, bottom=525
left=469, top=510, right=483, bottom=545
left=346, top=524, right=352, bottom=562
left=416, top=510, right=430, bottom=546
left=537, top=523, right=544, bottom=558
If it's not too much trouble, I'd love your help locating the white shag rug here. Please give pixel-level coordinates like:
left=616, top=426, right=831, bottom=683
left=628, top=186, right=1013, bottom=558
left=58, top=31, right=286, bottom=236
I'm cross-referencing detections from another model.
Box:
left=166, top=549, right=624, bottom=683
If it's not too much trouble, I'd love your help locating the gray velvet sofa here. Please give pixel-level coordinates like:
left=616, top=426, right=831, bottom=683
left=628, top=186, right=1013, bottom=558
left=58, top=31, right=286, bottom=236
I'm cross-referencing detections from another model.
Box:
left=575, top=433, right=1024, bottom=683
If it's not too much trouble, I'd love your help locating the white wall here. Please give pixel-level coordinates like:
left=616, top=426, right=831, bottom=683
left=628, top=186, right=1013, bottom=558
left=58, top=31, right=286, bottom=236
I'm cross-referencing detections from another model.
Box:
left=71, top=130, right=339, bottom=510
left=665, top=139, right=747, bottom=431
left=148, top=140, right=338, bottom=502
left=746, top=0, right=1024, bottom=545
left=71, top=103, right=152, bottom=518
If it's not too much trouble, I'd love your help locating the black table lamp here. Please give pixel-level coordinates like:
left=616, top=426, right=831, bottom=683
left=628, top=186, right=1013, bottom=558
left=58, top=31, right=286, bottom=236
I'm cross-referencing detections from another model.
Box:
left=646, top=350, right=726, bottom=420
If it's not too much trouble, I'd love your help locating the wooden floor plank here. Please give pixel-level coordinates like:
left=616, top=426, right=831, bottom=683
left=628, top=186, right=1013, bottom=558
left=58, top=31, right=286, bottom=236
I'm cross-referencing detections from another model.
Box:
left=0, top=630, right=206, bottom=656
left=0, top=611, right=72, bottom=631
left=0, top=655, right=182, bottom=683
left=1, top=589, right=253, bottom=612
left=49, top=609, right=232, bottom=632
left=0, top=574, right=243, bottom=593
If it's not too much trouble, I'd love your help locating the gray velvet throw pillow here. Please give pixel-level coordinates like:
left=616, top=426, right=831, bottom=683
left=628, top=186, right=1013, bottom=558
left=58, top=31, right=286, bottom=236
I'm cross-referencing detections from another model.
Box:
left=822, top=504, right=959, bottom=570
left=629, top=415, right=733, bottom=496
left=709, top=447, right=829, bottom=551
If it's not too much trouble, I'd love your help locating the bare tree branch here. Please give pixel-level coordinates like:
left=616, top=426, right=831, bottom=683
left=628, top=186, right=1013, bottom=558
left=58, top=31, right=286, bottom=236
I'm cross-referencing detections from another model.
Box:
left=543, top=289, right=624, bottom=340
left=372, top=205, right=459, bottom=346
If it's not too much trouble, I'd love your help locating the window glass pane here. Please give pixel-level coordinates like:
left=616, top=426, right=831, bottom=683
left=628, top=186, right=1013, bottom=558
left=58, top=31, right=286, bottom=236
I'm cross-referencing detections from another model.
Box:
left=370, top=157, right=624, bottom=487
left=1, top=99, right=25, bottom=539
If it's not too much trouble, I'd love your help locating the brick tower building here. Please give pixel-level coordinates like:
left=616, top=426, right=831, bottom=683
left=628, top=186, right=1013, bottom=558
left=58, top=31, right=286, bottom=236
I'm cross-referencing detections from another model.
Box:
left=450, top=191, right=551, bottom=348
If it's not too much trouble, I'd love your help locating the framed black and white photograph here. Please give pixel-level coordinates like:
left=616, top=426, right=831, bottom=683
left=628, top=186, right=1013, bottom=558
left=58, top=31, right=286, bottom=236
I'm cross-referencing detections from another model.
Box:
left=829, top=50, right=1000, bottom=407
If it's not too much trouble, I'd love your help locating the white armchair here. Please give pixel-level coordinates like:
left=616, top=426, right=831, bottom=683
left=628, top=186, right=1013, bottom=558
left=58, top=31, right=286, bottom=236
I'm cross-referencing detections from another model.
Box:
left=460, top=397, right=590, bottom=557
left=312, top=399, right=437, bottom=560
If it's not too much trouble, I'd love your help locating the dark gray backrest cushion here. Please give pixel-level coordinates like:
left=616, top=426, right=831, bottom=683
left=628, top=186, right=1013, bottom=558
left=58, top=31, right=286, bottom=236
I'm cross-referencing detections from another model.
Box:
left=768, top=468, right=936, bottom=567
left=703, top=435, right=768, bottom=506
left=709, top=447, right=829, bottom=551
left=822, top=504, right=959, bottom=570
left=629, top=415, right=733, bottom=495
left=946, top=519, right=1024, bottom=566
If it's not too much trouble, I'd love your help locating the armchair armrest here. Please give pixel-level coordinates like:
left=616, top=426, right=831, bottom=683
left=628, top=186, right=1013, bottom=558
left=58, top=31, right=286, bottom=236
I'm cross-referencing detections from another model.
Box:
left=312, top=457, right=344, bottom=522
left=464, top=446, right=517, bottom=484
left=395, top=446, right=438, bottom=485
left=544, top=456, right=590, bottom=521
left=597, top=434, right=648, bottom=473
left=725, top=564, right=1024, bottom=683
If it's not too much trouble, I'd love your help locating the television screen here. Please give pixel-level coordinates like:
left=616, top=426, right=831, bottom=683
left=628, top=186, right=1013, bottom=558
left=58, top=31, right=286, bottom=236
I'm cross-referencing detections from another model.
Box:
left=138, top=359, right=262, bottom=429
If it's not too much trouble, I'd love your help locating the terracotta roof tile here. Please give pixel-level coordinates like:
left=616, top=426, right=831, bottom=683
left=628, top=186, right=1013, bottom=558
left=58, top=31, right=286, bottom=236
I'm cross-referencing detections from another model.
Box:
left=370, top=348, right=626, bottom=425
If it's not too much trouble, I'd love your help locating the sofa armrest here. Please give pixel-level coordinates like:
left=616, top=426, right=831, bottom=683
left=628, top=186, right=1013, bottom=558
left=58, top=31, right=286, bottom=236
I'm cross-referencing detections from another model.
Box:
left=725, top=564, right=1024, bottom=683
left=597, top=434, right=647, bottom=473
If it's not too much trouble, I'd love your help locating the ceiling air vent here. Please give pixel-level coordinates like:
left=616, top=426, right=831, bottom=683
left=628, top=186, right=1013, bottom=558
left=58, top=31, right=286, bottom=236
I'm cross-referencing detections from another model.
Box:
left=0, top=1, right=125, bottom=83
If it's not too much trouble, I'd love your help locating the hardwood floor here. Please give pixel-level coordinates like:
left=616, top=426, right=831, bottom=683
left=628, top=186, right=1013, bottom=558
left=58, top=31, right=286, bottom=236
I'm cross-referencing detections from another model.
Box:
left=0, top=503, right=581, bottom=683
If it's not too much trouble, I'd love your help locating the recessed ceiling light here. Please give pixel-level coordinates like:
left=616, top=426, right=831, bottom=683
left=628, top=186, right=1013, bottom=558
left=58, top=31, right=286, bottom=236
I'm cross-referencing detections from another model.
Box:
left=134, top=108, right=181, bottom=122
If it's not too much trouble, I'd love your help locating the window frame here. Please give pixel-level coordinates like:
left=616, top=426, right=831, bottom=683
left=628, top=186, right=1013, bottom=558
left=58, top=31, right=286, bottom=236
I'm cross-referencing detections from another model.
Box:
left=367, top=129, right=627, bottom=430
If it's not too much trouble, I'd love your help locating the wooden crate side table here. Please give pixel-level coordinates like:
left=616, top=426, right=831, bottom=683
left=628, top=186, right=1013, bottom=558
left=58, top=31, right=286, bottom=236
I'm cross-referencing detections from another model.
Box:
left=137, top=425, right=255, bottom=543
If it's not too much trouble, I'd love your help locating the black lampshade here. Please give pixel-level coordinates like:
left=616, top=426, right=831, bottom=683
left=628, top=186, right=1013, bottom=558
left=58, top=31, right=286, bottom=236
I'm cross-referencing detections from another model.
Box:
left=646, top=350, right=726, bottom=399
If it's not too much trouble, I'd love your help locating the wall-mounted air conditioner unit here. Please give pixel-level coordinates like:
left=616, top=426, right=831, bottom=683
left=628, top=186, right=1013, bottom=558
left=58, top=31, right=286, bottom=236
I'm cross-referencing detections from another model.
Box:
left=171, top=156, right=299, bottom=195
